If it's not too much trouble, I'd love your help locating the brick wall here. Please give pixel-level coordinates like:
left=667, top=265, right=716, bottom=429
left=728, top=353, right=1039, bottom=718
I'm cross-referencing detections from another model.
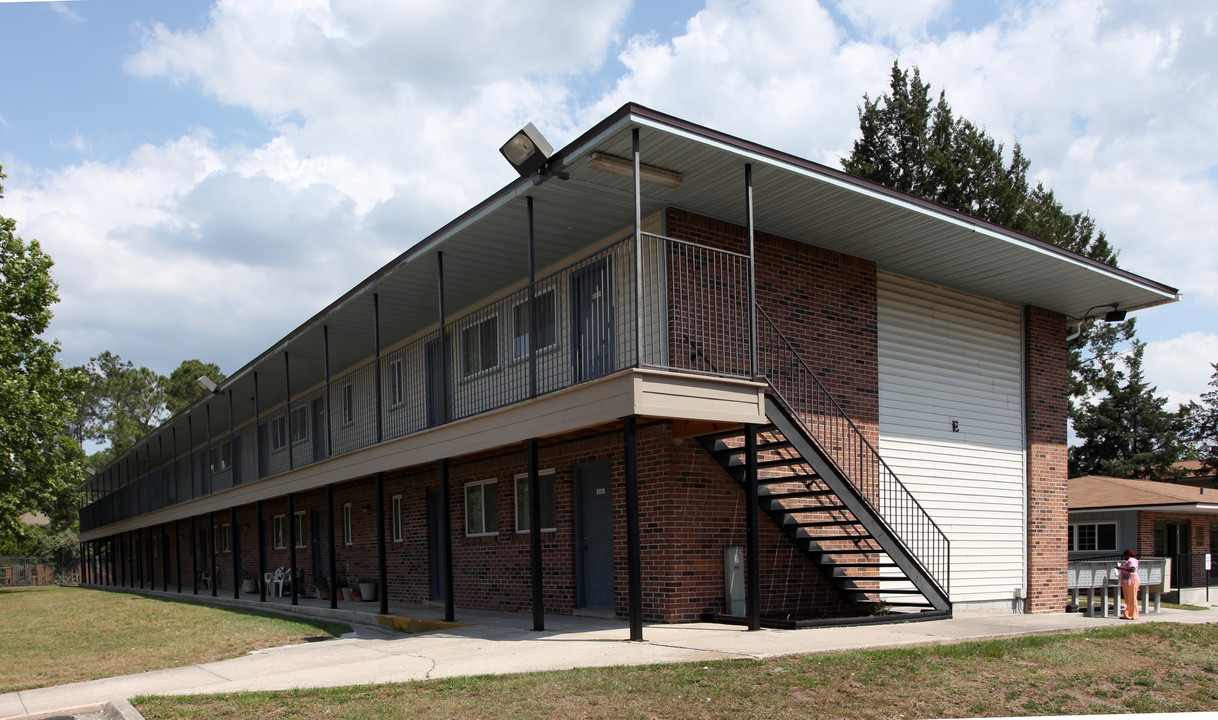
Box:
left=1024, top=305, right=1069, bottom=612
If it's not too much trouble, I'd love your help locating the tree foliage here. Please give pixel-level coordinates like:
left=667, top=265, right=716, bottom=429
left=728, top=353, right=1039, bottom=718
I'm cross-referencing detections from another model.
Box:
left=0, top=163, right=85, bottom=538
left=165, top=358, right=226, bottom=416
left=1069, top=343, right=1188, bottom=480
left=842, top=61, right=1136, bottom=409
left=1183, top=363, right=1218, bottom=474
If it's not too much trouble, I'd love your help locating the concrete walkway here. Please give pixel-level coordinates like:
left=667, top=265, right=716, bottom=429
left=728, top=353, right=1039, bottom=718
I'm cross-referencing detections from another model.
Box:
left=4, top=590, right=1217, bottom=719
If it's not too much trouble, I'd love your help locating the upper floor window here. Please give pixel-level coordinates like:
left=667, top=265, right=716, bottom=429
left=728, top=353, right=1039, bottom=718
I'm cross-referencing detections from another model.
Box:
left=291, top=405, right=308, bottom=443
left=512, top=289, right=557, bottom=360
left=389, top=358, right=405, bottom=407
left=271, top=415, right=288, bottom=452
left=1069, top=522, right=1116, bottom=553
left=340, top=383, right=354, bottom=425
left=461, top=315, right=500, bottom=378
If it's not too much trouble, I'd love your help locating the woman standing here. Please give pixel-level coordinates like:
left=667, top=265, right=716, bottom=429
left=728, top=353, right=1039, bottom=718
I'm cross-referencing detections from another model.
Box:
left=1115, top=549, right=1140, bottom=619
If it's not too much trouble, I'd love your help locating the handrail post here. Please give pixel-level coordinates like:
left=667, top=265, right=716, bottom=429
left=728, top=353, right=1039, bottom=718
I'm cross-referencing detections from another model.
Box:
left=632, top=128, right=643, bottom=367
left=745, top=163, right=757, bottom=378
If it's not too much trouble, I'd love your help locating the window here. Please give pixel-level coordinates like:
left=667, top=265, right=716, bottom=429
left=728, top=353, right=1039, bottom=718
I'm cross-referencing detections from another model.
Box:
left=1069, top=522, right=1116, bottom=552
left=465, top=479, right=498, bottom=536
left=341, top=383, right=354, bottom=425
left=209, top=442, right=231, bottom=473
left=291, top=405, right=308, bottom=443
left=512, top=289, right=557, bottom=360
left=271, top=415, right=288, bottom=451
left=392, top=495, right=403, bottom=542
left=214, top=524, right=231, bottom=553
left=389, top=359, right=405, bottom=407
left=273, top=515, right=286, bottom=549
left=514, top=469, right=557, bottom=533
left=343, top=503, right=353, bottom=545
left=461, top=315, right=500, bottom=378
left=294, top=511, right=307, bottom=548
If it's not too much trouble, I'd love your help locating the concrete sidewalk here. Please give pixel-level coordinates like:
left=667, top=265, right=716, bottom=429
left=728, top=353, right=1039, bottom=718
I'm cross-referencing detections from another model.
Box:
left=4, top=600, right=1217, bottom=719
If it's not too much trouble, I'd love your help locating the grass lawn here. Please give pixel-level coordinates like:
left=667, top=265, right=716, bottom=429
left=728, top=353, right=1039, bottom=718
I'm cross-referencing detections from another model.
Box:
left=133, top=623, right=1218, bottom=719
left=0, top=585, right=350, bottom=693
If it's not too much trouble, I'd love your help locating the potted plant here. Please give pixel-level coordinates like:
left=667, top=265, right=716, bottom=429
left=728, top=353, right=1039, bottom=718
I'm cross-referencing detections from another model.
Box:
left=357, top=578, right=377, bottom=602
left=338, top=577, right=353, bottom=602
left=314, top=575, right=329, bottom=600
left=241, top=572, right=258, bottom=594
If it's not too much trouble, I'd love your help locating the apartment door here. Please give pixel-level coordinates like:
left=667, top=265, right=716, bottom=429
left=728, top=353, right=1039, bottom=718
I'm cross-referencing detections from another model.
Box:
left=425, top=337, right=447, bottom=428
left=1156, top=520, right=1192, bottom=588
left=427, top=488, right=447, bottom=602
left=571, top=257, right=613, bottom=383
left=575, top=460, right=614, bottom=608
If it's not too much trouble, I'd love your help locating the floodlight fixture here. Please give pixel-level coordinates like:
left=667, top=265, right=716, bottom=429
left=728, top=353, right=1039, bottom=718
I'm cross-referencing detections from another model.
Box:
left=499, top=122, right=554, bottom=177
left=196, top=375, right=219, bottom=394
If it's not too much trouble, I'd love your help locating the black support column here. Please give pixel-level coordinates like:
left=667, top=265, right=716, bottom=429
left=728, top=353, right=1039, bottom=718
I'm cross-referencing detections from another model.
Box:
left=288, top=492, right=297, bottom=605
left=257, top=500, right=266, bottom=602
left=376, top=471, right=388, bottom=615
left=745, top=424, right=760, bottom=631
left=623, top=416, right=643, bottom=641
left=440, top=459, right=454, bottom=622
left=528, top=438, right=543, bottom=631
left=190, top=517, right=198, bottom=594
left=326, top=485, right=337, bottom=609
left=175, top=518, right=182, bottom=593
left=209, top=511, right=217, bottom=597
left=231, top=506, right=240, bottom=599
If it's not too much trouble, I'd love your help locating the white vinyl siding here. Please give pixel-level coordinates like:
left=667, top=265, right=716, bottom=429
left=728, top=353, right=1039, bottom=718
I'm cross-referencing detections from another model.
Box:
left=877, top=271, right=1025, bottom=607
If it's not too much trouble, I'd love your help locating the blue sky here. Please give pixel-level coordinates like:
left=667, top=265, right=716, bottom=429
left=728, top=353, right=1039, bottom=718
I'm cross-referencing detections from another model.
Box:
left=2, top=0, right=1216, bottom=413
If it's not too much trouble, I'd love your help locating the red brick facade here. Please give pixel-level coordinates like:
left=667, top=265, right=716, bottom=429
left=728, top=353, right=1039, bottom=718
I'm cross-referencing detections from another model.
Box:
left=1024, top=306, right=1069, bottom=612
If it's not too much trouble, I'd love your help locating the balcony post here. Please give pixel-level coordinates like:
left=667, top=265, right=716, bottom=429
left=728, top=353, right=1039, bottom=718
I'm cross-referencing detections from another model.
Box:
left=376, top=471, right=388, bottom=615
left=257, top=499, right=266, bottom=602
left=623, top=415, right=643, bottom=641
left=284, top=352, right=293, bottom=472
left=254, top=372, right=262, bottom=478
left=190, top=515, right=197, bottom=595
left=374, top=295, right=383, bottom=444
left=205, top=404, right=213, bottom=496
left=326, top=485, right=337, bottom=609
left=527, top=196, right=537, bottom=399
left=161, top=523, right=169, bottom=592
left=323, top=326, right=332, bottom=459
left=288, top=492, right=297, bottom=605
left=528, top=437, right=543, bottom=631
left=231, top=505, right=240, bottom=599
left=175, top=517, right=182, bottom=594
left=188, top=415, right=196, bottom=499
left=440, top=458, right=455, bottom=622
left=227, top=390, right=236, bottom=484
left=745, top=163, right=757, bottom=378
left=632, top=128, right=643, bottom=367
left=745, top=423, right=760, bottom=631
left=437, top=252, right=449, bottom=424
left=157, top=436, right=165, bottom=506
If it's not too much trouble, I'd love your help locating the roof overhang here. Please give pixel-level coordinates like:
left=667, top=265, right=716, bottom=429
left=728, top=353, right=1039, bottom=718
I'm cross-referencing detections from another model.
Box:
left=1072, top=504, right=1218, bottom=515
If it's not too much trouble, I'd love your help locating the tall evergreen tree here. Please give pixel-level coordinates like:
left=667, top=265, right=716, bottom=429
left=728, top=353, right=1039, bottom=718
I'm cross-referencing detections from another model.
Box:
left=1069, top=342, right=1186, bottom=480
left=842, top=61, right=1136, bottom=407
left=164, top=358, right=226, bottom=416
left=1183, top=362, right=1218, bottom=474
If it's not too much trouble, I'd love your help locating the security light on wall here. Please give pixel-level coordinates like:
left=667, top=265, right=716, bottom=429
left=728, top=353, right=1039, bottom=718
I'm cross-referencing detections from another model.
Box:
left=586, top=152, right=683, bottom=189
left=196, top=375, right=218, bottom=394
left=499, top=122, right=554, bottom=177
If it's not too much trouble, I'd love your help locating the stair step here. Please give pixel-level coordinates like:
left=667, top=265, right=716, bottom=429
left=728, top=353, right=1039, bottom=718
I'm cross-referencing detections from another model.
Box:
left=725, top=455, right=809, bottom=470
left=759, top=488, right=835, bottom=500
left=788, top=519, right=856, bottom=529
left=848, top=587, right=926, bottom=595
left=825, top=561, right=899, bottom=569
left=807, top=548, right=883, bottom=555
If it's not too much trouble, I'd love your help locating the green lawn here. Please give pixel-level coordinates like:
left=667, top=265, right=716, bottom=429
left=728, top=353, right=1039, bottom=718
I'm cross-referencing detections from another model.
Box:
left=134, top=623, right=1218, bottom=719
left=0, top=585, right=349, bottom=693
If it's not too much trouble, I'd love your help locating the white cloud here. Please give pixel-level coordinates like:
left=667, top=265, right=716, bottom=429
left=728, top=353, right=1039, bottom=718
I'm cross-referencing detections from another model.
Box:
left=834, top=0, right=950, bottom=44
left=1143, top=331, right=1218, bottom=411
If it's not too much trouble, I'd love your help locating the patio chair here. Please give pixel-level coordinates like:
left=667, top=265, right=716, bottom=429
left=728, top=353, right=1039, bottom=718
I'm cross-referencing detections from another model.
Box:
left=271, top=567, right=286, bottom=597
left=199, top=569, right=211, bottom=590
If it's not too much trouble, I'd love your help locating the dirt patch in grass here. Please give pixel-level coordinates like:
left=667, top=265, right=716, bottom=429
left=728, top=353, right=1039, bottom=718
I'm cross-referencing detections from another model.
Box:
left=0, top=585, right=349, bottom=693
left=133, top=622, right=1218, bottom=719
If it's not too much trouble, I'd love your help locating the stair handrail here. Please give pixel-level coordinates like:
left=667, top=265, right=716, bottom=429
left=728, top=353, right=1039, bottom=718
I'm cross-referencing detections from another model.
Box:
left=754, top=305, right=950, bottom=595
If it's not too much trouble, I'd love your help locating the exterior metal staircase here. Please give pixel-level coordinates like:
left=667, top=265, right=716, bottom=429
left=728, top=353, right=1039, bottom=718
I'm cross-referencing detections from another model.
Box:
left=698, top=307, right=951, bottom=622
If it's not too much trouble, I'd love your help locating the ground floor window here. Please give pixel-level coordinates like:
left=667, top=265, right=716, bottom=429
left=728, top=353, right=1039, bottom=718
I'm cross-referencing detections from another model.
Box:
left=392, top=495, right=403, bottom=542
left=465, top=480, right=498, bottom=536
left=1069, top=522, right=1116, bottom=552
left=273, top=515, right=286, bottom=549
left=294, top=511, right=307, bottom=548
left=514, top=469, right=556, bottom=533
left=214, top=524, right=232, bottom=553
left=343, top=503, right=353, bottom=545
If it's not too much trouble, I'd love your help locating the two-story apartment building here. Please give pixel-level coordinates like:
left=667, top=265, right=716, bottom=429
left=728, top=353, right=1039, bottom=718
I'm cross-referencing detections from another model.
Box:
left=77, top=104, right=1178, bottom=632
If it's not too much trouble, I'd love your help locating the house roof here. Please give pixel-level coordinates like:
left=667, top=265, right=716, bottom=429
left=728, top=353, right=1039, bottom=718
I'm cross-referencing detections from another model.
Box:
left=1070, top=475, right=1218, bottom=514
left=88, top=103, right=1181, bottom=485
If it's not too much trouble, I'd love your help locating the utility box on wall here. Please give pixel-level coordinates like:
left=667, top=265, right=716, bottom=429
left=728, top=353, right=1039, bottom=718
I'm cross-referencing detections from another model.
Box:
left=724, top=545, right=744, bottom=616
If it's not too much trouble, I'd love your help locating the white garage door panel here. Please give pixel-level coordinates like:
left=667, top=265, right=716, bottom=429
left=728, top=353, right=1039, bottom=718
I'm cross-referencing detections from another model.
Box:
left=878, top=272, right=1026, bottom=606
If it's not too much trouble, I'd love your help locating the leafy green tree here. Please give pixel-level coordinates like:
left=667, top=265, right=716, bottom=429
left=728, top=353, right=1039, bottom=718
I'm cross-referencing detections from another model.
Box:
left=842, top=61, right=1136, bottom=408
left=75, top=351, right=167, bottom=463
left=164, top=358, right=226, bottom=416
left=1183, top=362, right=1218, bottom=474
left=0, top=163, right=85, bottom=539
left=1069, top=342, right=1187, bottom=479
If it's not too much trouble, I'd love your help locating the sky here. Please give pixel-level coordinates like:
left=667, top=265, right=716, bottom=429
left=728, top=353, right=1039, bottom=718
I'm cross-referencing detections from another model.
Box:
left=1, top=0, right=1216, bottom=418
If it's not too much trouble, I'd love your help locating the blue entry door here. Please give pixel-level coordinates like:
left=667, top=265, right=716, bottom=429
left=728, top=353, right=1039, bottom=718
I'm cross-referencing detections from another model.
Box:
left=576, top=460, right=614, bottom=608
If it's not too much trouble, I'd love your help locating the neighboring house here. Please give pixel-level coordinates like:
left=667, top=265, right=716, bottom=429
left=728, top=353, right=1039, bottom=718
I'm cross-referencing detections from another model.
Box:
left=76, top=104, right=1178, bottom=628
left=1169, top=460, right=1217, bottom=490
left=1069, top=475, right=1217, bottom=602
